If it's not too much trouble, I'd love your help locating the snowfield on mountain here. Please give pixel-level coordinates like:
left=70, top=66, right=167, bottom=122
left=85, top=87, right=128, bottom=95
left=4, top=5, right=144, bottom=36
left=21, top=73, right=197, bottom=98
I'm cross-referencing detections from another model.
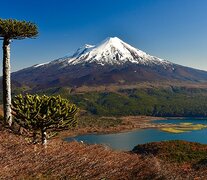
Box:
left=34, top=37, right=172, bottom=67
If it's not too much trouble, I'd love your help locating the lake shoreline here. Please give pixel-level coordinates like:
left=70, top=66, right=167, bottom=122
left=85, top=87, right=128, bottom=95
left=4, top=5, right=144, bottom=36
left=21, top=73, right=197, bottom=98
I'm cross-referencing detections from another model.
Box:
left=58, top=115, right=189, bottom=139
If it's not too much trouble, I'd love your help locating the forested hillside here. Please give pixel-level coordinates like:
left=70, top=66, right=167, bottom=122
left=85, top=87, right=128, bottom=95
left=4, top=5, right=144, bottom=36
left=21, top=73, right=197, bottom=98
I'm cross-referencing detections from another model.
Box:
left=34, top=86, right=207, bottom=117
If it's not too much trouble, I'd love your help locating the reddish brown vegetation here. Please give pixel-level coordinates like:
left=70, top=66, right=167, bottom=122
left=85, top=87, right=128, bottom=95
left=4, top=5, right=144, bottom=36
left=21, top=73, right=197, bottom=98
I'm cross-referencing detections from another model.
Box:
left=0, top=129, right=207, bottom=179
left=133, top=140, right=207, bottom=164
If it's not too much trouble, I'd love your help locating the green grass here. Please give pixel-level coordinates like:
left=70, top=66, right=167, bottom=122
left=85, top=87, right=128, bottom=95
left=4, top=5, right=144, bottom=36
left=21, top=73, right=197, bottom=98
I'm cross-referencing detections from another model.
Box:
left=160, top=128, right=188, bottom=133
left=160, top=123, right=207, bottom=133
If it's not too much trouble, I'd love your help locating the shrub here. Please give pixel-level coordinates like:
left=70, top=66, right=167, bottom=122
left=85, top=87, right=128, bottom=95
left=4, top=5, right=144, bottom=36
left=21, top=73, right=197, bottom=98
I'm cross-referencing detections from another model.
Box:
left=12, top=94, right=78, bottom=145
left=132, top=140, right=207, bottom=164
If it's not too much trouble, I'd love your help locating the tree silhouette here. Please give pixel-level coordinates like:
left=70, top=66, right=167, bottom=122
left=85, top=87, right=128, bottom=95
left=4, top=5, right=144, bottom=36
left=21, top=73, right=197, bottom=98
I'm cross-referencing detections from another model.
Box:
left=0, top=19, right=38, bottom=126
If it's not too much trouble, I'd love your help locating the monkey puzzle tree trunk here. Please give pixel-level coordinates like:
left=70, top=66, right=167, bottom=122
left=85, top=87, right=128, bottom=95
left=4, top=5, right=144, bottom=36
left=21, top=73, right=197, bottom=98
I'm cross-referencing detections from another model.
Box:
left=41, top=127, right=47, bottom=145
left=32, top=131, right=38, bottom=144
left=2, top=38, right=12, bottom=126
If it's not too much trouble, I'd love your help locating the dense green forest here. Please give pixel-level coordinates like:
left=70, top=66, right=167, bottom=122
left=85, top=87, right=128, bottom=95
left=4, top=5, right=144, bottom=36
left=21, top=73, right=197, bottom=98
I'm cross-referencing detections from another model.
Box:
left=1, top=85, right=206, bottom=117
left=32, top=86, right=207, bottom=117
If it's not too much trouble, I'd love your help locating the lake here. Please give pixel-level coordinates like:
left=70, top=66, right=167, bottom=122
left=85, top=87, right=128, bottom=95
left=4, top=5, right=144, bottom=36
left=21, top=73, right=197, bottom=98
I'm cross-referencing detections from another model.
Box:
left=65, top=118, right=207, bottom=151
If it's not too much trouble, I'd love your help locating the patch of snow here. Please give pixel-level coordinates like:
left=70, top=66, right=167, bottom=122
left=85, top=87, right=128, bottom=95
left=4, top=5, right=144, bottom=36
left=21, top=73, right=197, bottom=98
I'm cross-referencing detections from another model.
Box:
left=67, top=37, right=172, bottom=67
left=33, top=62, right=50, bottom=68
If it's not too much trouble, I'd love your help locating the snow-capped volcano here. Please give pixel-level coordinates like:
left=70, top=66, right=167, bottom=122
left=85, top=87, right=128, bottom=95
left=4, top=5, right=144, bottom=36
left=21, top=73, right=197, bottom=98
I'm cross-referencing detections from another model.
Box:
left=68, top=37, right=171, bottom=66
left=34, top=37, right=172, bottom=68
left=12, top=37, right=207, bottom=89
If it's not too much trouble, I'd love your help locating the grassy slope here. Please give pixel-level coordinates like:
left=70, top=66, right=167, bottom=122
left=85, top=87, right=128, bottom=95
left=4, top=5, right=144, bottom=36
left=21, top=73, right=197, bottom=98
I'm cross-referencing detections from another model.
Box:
left=1, top=129, right=207, bottom=179
left=0, top=129, right=167, bottom=179
left=133, top=140, right=207, bottom=164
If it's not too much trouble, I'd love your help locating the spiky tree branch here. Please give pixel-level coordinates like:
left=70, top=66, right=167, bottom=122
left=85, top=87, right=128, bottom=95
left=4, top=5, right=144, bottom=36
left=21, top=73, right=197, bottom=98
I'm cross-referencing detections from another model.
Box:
left=0, top=19, right=38, bottom=39
left=12, top=94, right=78, bottom=145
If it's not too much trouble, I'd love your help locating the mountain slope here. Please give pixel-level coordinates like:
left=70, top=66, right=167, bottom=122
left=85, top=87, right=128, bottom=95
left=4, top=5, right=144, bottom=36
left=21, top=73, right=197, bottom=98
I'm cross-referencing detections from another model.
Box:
left=12, top=37, right=207, bottom=89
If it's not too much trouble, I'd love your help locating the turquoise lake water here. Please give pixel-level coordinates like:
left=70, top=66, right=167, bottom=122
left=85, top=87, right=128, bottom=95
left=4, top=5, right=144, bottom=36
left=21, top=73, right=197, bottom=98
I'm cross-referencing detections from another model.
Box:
left=65, top=118, right=207, bottom=151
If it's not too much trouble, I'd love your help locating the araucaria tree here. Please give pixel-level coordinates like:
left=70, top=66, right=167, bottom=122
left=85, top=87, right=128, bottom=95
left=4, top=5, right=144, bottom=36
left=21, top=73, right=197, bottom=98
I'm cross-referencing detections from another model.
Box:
left=12, top=94, right=78, bottom=145
left=0, top=19, right=38, bottom=126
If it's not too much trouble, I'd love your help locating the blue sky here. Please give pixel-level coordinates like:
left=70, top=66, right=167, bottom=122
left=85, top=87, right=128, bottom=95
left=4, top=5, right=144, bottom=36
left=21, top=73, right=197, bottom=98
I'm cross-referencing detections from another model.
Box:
left=1, top=0, right=207, bottom=72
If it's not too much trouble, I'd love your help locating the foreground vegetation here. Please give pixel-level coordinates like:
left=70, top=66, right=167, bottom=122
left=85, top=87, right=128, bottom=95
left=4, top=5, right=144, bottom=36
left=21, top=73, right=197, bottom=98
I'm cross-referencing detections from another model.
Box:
left=1, top=129, right=207, bottom=179
left=133, top=140, right=207, bottom=165
left=1, top=106, right=207, bottom=179
left=12, top=94, right=78, bottom=145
